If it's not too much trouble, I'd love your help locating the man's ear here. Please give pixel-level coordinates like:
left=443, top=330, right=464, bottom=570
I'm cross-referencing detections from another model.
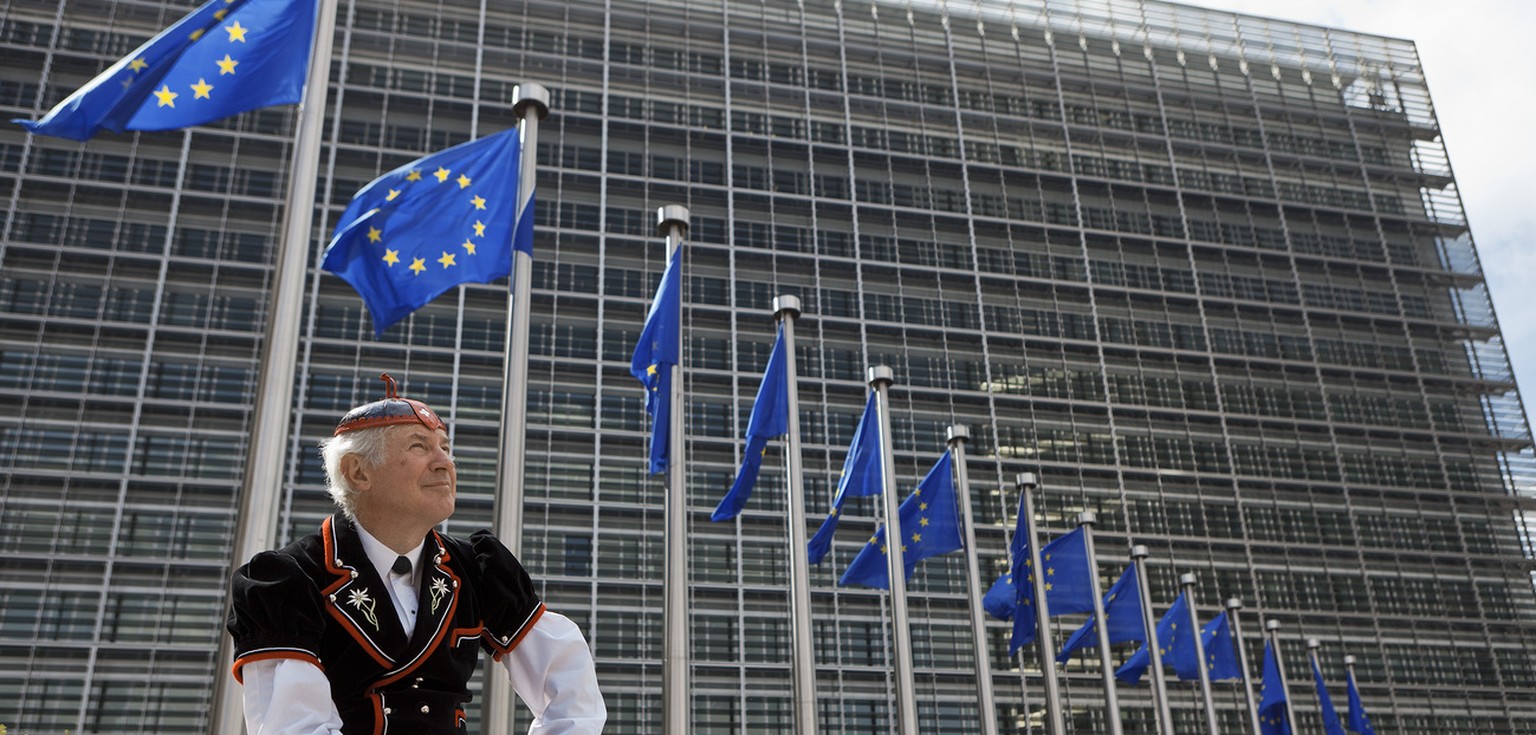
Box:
left=341, top=453, right=371, bottom=492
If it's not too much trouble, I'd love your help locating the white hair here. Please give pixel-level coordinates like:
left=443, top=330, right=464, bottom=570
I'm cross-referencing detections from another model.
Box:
left=318, top=425, right=396, bottom=520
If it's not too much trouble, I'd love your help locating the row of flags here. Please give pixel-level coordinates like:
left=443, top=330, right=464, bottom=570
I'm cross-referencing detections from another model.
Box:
left=15, top=3, right=1385, bottom=731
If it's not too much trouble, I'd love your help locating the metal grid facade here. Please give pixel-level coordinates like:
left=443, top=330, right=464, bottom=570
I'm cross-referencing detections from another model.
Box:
left=3, top=0, right=1535, bottom=732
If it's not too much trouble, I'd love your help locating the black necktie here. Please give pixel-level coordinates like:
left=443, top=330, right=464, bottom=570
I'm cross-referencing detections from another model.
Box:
left=391, top=555, right=411, bottom=576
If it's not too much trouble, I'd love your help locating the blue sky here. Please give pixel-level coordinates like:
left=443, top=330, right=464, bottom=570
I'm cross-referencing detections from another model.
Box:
left=1179, top=0, right=1536, bottom=427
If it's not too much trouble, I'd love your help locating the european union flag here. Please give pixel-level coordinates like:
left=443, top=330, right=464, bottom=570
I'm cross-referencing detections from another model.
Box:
left=1313, top=657, right=1348, bottom=735
left=1116, top=591, right=1191, bottom=685
left=1057, top=565, right=1145, bottom=663
left=712, top=324, right=789, bottom=521
left=14, top=0, right=316, bottom=140
left=1347, top=668, right=1375, bottom=735
left=1259, top=641, right=1291, bottom=735
left=1009, top=527, right=1096, bottom=655
left=629, top=246, right=683, bottom=475
left=839, top=452, right=963, bottom=588
left=321, top=128, right=524, bottom=335
left=808, top=394, right=883, bottom=565
left=1198, top=611, right=1243, bottom=681
left=983, top=571, right=1017, bottom=621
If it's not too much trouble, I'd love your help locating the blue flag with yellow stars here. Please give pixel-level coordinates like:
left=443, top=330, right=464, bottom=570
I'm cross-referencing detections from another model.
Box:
left=1056, top=564, right=1145, bottom=663
left=1194, top=610, right=1243, bottom=681
left=322, top=128, right=524, bottom=336
left=807, top=393, right=883, bottom=565
left=1259, top=641, right=1292, bottom=735
left=630, top=245, right=682, bottom=475
left=1313, top=656, right=1349, bottom=735
left=1115, top=591, right=1191, bottom=685
left=1009, top=526, right=1096, bottom=655
left=712, top=323, right=790, bottom=521
left=839, top=452, right=963, bottom=588
left=14, top=0, right=315, bottom=140
left=983, top=570, right=1017, bottom=620
left=1347, top=668, right=1375, bottom=735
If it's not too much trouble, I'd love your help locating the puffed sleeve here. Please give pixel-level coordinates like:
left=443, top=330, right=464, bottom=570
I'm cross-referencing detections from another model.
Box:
left=467, top=530, right=547, bottom=661
left=226, top=550, right=328, bottom=682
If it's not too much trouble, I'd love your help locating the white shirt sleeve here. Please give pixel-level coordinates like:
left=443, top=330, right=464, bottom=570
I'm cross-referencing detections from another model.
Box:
left=241, top=658, right=344, bottom=735
left=500, top=611, right=608, bottom=734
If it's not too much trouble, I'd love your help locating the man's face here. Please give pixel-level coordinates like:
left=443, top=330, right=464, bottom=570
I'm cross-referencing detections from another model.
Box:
left=359, top=424, right=457, bottom=527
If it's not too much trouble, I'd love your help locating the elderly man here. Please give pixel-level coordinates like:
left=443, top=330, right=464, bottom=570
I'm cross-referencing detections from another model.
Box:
left=227, top=374, right=605, bottom=733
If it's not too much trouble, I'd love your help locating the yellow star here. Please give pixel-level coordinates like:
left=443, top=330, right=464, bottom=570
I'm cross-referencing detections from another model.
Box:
left=438, top=251, right=456, bottom=268
left=409, top=257, right=426, bottom=275
left=470, top=195, right=486, bottom=210
left=472, top=220, right=486, bottom=237
left=129, top=58, right=148, bottom=72
left=919, top=501, right=928, bottom=511
left=213, top=7, right=228, bottom=19
left=456, top=174, right=471, bottom=188
left=646, top=364, right=657, bottom=375
left=829, top=507, right=838, bottom=517
left=1045, top=582, right=1054, bottom=591
left=382, top=249, right=399, bottom=266
left=406, top=169, right=422, bottom=182
left=910, top=532, right=922, bottom=543
left=386, top=189, right=401, bottom=201
left=919, top=517, right=930, bottom=527
left=190, top=28, right=205, bottom=41
left=366, top=227, right=382, bottom=243
left=434, top=167, right=450, bottom=182
left=1047, top=566, right=1055, bottom=576
left=217, top=54, right=238, bottom=75
left=190, top=78, right=213, bottom=99
left=225, top=21, right=248, bottom=42
left=461, top=239, right=477, bottom=255
left=153, top=85, right=178, bottom=107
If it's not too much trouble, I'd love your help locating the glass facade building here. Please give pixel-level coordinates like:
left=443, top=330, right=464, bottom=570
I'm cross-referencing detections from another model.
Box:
left=3, top=0, right=1535, bottom=732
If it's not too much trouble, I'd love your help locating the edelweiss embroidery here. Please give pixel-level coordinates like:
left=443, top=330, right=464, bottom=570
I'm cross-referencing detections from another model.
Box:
left=347, top=587, right=380, bottom=629
left=430, top=577, right=450, bottom=615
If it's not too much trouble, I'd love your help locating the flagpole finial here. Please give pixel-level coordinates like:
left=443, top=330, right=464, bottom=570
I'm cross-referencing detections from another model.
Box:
left=1307, top=638, right=1322, bottom=650
left=657, top=205, right=690, bottom=235
left=866, top=365, right=894, bottom=387
left=1266, top=619, right=1282, bottom=632
left=1015, top=472, right=1037, bottom=489
left=1130, top=544, right=1149, bottom=559
left=1179, top=572, right=1197, bottom=587
left=1226, top=597, right=1244, bottom=611
left=1344, top=655, right=1356, bottom=665
left=1077, top=511, right=1096, bottom=526
left=512, top=82, right=550, bottom=120
left=772, top=294, right=802, bottom=318
left=946, top=424, right=970, bottom=444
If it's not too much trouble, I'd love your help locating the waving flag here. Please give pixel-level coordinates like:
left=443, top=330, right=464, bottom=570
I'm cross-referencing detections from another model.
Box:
left=15, top=0, right=316, bottom=140
left=1057, top=565, right=1145, bottom=663
left=808, top=394, right=883, bottom=564
left=1116, top=591, right=1193, bottom=685
left=1313, top=656, right=1348, bottom=735
left=839, top=453, right=963, bottom=588
left=713, top=324, right=790, bottom=521
left=322, top=129, right=524, bottom=335
left=1259, top=641, right=1291, bottom=735
left=629, top=246, right=683, bottom=474
left=1010, top=527, right=1096, bottom=654
left=1347, top=667, right=1376, bottom=735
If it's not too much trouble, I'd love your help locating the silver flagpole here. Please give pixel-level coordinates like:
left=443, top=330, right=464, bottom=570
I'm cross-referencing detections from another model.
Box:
left=660, top=205, right=692, bottom=735
left=947, top=425, right=998, bottom=735
left=1181, top=574, right=1221, bottom=735
left=1265, top=619, right=1300, bottom=731
left=777, top=294, right=816, bottom=735
left=1018, top=473, right=1066, bottom=735
left=211, top=0, right=340, bottom=730
left=1227, top=598, right=1262, bottom=735
left=1079, top=513, right=1124, bottom=735
left=1130, top=546, right=1173, bottom=735
left=1307, top=639, right=1328, bottom=725
left=868, top=366, right=917, bottom=735
left=483, top=81, right=549, bottom=735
